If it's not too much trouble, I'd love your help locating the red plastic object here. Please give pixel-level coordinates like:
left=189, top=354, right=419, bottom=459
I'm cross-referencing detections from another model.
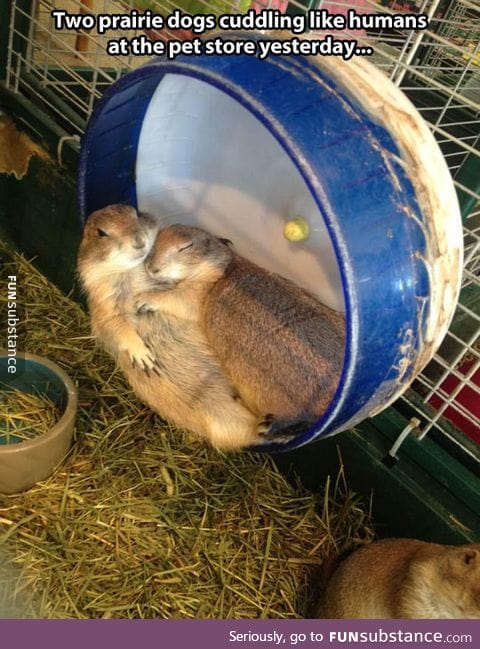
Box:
left=143, top=27, right=193, bottom=42
left=428, top=358, right=480, bottom=445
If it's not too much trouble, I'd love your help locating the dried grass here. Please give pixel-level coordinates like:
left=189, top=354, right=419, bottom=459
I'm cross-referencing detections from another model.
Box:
left=0, top=387, right=61, bottom=444
left=0, top=240, right=373, bottom=618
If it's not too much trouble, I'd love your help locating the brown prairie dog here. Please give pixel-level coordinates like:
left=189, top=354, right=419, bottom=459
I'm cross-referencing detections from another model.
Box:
left=77, top=205, right=271, bottom=450
left=140, top=224, right=346, bottom=432
left=317, top=538, right=480, bottom=619
left=77, top=204, right=160, bottom=370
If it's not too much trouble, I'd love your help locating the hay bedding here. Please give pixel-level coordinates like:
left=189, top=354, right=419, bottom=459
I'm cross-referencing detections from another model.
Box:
left=0, top=388, right=62, bottom=444
left=0, top=241, right=373, bottom=618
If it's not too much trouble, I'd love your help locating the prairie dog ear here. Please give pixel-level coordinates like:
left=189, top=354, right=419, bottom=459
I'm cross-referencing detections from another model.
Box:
left=217, top=237, right=233, bottom=247
left=448, top=547, right=480, bottom=573
left=460, top=549, right=479, bottom=566
left=138, top=211, right=162, bottom=229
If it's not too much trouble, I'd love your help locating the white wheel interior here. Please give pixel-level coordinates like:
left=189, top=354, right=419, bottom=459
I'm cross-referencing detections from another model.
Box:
left=136, top=74, right=345, bottom=312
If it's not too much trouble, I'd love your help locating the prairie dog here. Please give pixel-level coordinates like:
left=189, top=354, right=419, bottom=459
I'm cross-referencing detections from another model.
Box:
left=317, top=538, right=480, bottom=619
left=77, top=204, right=160, bottom=370
left=77, top=205, right=271, bottom=450
left=140, top=224, right=346, bottom=431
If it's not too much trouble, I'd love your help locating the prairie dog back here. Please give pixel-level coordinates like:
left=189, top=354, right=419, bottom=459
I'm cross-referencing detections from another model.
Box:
left=317, top=538, right=480, bottom=619
left=145, top=224, right=346, bottom=427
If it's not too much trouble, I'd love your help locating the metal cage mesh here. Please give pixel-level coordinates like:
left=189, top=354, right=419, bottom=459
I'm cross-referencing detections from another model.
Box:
left=4, top=0, right=480, bottom=458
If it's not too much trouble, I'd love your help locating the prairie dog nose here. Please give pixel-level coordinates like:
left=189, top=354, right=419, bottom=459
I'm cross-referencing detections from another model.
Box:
left=146, top=262, right=158, bottom=275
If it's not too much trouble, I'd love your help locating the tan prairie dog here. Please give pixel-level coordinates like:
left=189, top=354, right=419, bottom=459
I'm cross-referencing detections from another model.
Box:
left=318, top=538, right=480, bottom=619
left=138, top=224, right=346, bottom=433
left=77, top=204, right=160, bottom=370
left=77, top=205, right=272, bottom=450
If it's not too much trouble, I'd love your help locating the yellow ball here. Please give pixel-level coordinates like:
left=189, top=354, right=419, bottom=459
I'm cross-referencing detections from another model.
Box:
left=283, top=217, right=310, bottom=242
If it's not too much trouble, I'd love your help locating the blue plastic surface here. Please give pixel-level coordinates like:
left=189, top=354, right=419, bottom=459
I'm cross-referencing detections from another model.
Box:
left=78, top=34, right=429, bottom=450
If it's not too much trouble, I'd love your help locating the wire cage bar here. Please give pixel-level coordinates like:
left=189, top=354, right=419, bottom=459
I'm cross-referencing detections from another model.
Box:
left=3, top=0, right=480, bottom=460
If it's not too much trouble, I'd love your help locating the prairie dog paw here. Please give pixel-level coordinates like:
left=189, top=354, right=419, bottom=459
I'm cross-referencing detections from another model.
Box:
left=255, top=415, right=298, bottom=445
left=124, top=338, right=157, bottom=371
left=257, top=414, right=275, bottom=436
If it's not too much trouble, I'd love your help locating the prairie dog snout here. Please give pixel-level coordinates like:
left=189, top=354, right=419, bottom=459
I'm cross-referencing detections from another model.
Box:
left=143, top=224, right=346, bottom=433
left=318, top=538, right=480, bottom=619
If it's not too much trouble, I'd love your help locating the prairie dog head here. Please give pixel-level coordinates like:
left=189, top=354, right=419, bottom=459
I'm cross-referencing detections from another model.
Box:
left=146, top=224, right=232, bottom=286
left=415, top=543, right=480, bottom=618
left=78, top=204, right=159, bottom=277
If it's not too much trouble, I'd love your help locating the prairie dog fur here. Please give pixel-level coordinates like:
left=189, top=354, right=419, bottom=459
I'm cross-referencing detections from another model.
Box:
left=77, top=205, right=270, bottom=450
left=141, top=224, right=346, bottom=430
left=317, top=538, right=480, bottom=619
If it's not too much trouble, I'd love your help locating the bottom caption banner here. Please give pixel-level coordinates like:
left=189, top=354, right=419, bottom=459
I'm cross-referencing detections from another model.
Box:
left=0, top=619, right=478, bottom=649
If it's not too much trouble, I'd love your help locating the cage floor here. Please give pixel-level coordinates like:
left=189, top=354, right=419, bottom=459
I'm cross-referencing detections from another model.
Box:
left=0, top=241, right=373, bottom=619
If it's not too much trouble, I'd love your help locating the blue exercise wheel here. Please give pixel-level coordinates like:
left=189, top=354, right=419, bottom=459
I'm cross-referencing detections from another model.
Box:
left=78, top=32, right=463, bottom=451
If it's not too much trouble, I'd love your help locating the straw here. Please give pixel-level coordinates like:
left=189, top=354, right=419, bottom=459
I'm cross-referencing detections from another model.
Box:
left=0, top=240, right=373, bottom=619
left=0, top=386, right=61, bottom=445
